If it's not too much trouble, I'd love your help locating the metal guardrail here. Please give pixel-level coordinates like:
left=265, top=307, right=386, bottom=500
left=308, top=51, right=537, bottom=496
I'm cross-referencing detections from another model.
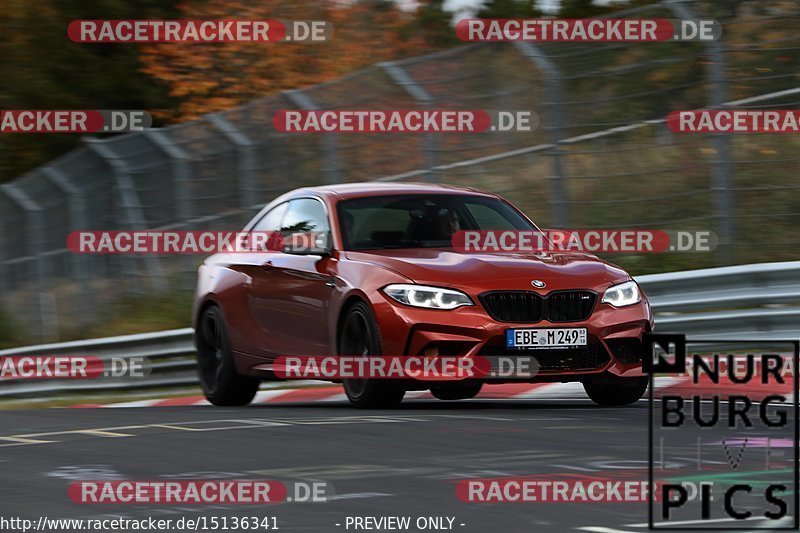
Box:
left=0, top=328, right=196, bottom=397
left=0, top=261, right=798, bottom=398
left=642, top=260, right=800, bottom=341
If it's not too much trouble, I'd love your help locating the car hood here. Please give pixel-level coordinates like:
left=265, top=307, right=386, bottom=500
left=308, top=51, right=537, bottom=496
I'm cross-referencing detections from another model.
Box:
left=345, top=248, right=628, bottom=294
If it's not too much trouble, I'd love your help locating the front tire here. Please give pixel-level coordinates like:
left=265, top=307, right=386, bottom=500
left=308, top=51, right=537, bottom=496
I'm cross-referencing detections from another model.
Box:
left=583, top=374, right=649, bottom=406
left=339, top=301, right=405, bottom=409
left=196, top=306, right=260, bottom=406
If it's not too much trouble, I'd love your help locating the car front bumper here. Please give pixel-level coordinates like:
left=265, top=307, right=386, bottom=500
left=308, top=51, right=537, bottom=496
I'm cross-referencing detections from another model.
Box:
left=371, top=295, right=653, bottom=382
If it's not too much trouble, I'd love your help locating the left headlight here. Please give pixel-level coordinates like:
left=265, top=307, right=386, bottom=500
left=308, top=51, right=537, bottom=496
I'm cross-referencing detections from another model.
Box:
left=601, top=280, right=641, bottom=307
left=382, top=284, right=473, bottom=310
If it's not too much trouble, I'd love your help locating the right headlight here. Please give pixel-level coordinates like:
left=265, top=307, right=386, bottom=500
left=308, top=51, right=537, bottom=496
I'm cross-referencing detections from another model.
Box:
left=382, top=284, right=473, bottom=310
left=601, top=280, right=641, bottom=307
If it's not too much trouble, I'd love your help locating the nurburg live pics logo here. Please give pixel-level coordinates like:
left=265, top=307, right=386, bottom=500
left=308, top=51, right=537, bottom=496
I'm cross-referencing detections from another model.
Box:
left=644, top=333, right=799, bottom=530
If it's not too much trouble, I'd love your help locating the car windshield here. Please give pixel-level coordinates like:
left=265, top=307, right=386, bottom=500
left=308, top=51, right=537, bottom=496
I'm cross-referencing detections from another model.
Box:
left=338, top=194, right=536, bottom=250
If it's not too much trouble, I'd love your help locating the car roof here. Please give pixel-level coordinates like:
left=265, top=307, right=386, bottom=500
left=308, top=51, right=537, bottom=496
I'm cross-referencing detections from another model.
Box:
left=290, top=182, right=497, bottom=201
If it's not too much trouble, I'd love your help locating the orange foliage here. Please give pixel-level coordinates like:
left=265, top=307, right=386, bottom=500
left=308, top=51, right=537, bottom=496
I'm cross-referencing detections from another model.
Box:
left=139, top=0, right=434, bottom=120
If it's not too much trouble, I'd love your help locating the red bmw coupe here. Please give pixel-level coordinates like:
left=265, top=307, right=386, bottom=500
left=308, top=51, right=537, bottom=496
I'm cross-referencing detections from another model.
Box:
left=193, top=183, right=653, bottom=408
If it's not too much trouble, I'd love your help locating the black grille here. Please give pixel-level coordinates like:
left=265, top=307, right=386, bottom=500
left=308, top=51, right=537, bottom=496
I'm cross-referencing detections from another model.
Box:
left=479, top=291, right=543, bottom=322
left=546, top=291, right=597, bottom=322
left=478, top=343, right=610, bottom=373
left=480, top=290, right=597, bottom=323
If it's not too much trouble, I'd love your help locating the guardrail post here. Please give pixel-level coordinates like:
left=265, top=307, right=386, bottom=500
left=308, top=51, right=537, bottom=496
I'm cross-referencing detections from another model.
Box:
left=42, top=166, right=93, bottom=323
left=85, top=138, right=166, bottom=293
left=284, top=89, right=341, bottom=184
left=379, top=61, right=438, bottom=182
left=707, top=40, right=734, bottom=264
left=142, top=129, right=196, bottom=287
left=665, top=0, right=734, bottom=263
left=0, top=184, right=57, bottom=340
left=0, top=200, right=6, bottom=291
left=206, top=113, right=259, bottom=219
left=514, top=41, right=570, bottom=228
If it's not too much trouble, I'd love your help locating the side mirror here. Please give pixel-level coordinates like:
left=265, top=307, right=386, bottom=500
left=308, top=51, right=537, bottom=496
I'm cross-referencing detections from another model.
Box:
left=282, top=230, right=332, bottom=256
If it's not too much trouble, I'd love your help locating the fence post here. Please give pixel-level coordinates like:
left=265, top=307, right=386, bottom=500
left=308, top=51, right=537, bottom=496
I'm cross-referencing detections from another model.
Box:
left=514, top=41, right=570, bottom=228
left=666, top=0, right=734, bottom=263
left=0, top=184, right=56, bottom=340
left=0, top=192, right=8, bottom=291
left=284, top=89, right=341, bottom=184
left=143, top=129, right=193, bottom=225
left=707, top=40, right=734, bottom=264
left=42, top=166, right=93, bottom=323
left=85, top=138, right=166, bottom=293
left=379, top=61, right=438, bottom=182
left=207, top=113, right=259, bottom=219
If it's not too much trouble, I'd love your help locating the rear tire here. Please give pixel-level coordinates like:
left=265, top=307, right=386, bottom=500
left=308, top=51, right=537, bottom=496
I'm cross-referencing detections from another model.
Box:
left=196, top=306, right=260, bottom=406
left=339, top=301, right=405, bottom=409
left=583, top=374, right=649, bottom=406
left=430, top=382, right=483, bottom=401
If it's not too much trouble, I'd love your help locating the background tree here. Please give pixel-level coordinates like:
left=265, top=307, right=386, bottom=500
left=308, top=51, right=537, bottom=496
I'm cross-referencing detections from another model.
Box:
left=557, top=0, right=615, bottom=18
left=139, top=0, right=452, bottom=120
left=476, top=0, right=542, bottom=18
left=0, top=0, right=177, bottom=181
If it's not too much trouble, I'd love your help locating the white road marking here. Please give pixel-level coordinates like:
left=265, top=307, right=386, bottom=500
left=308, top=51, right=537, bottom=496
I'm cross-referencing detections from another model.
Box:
left=328, top=492, right=393, bottom=501
left=75, top=429, right=133, bottom=437
left=551, top=464, right=595, bottom=472
left=0, top=436, right=55, bottom=445
left=578, top=526, right=635, bottom=533
left=247, top=464, right=439, bottom=480
left=152, top=419, right=290, bottom=432
left=45, top=465, right=124, bottom=480
left=0, top=414, right=483, bottom=447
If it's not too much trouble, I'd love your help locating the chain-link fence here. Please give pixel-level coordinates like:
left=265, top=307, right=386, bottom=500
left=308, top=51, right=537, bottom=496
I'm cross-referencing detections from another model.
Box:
left=2, top=0, right=799, bottom=341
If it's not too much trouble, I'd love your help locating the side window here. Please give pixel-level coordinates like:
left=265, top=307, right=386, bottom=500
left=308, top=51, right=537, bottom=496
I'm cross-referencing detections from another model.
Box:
left=465, top=202, right=518, bottom=230
left=252, top=202, right=288, bottom=232
left=280, top=198, right=330, bottom=233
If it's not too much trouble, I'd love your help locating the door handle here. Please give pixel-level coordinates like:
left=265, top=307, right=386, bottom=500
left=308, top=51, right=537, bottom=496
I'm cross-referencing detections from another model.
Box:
left=325, top=277, right=336, bottom=288
left=261, top=260, right=273, bottom=270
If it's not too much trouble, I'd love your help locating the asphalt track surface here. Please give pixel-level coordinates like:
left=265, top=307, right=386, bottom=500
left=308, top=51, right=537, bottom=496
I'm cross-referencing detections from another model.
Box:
left=0, top=396, right=795, bottom=533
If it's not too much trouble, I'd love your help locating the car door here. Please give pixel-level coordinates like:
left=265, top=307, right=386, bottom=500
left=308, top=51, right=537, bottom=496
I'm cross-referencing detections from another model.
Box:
left=225, top=201, right=287, bottom=361
left=251, top=197, right=336, bottom=358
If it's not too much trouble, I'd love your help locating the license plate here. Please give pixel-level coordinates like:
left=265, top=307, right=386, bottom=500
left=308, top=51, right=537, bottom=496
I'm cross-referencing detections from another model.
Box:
left=506, top=328, right=587, bottom=349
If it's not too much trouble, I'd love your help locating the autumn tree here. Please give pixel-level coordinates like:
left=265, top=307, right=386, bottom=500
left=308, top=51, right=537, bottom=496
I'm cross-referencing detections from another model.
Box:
left=139, top=0, right=452, bottom=120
